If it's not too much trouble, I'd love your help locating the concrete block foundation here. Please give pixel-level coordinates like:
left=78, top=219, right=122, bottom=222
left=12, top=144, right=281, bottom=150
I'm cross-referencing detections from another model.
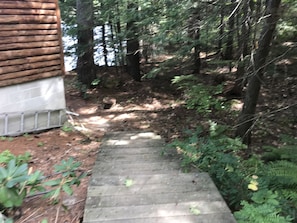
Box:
left=0, top=76, right=67, bottom=136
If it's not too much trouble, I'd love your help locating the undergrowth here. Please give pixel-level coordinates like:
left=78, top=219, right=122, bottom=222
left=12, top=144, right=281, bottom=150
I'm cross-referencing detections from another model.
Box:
left=169, top=123, right=297, bottom=222
left=170, top=73, right=297, bottom=222
left=0, top=150, right=86, bottom=222
left=171, top=75, right=226, bottom=115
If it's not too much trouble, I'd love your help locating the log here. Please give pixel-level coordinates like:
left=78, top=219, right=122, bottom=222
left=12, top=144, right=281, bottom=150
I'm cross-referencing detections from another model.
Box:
left=0, top=65, right=61, bottom=81
left=0, top=15, right=57, bottom=24
left=0, top=2, right=56, bottom=10
left=0, top=29, right=57, bottom=37
left=0, top=46, right=60, bottom=61
left=0, top=8, right=56, bottom=15
left=0, top=35, right=58, bottom=45
left=0, top=70, right=62, bottom=88
left=0, top=24, right=57, bottom=31
left=0, top=40, right=60, bottom=51
left=0, top=54, right=60, bottom=67
left=0, top=59, right=61, bottom=75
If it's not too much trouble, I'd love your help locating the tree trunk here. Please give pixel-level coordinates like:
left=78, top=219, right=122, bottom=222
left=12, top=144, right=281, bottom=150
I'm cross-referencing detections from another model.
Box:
left=240, top=0, right=252, bottom=57
left=126, top=2, right=141, bottom=82
left=223, top=0, right=236, bottom=60
left=102, top=24, right=108, bottom=66
left=188, top=6, right=201, bottom=74
left=231, top=0, right=252, bottom=95
left=236, top=0, right=282, bottom=145
left=218, top=5, right=225, bottom=55
left=76, top=0, right=96, bottom=87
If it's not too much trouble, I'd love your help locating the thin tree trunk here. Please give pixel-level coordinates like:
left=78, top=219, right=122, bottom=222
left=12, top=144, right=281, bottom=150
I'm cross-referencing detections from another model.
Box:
left=240, top=0, right=252, bottom=57
left=76, top=0, right=96, bottom=88
left=102, top=24, right=108, bottom=66
left=236, top=0, right=282, bottom=145
left=218, top=5, right=225, bottom=55
left=231, top=0, right=252, bottom=95
left=223, top=0, right=236, bottom=60
left=126, top=2, right=141, bottom=81
left=188, top=6, right=201, bottom=74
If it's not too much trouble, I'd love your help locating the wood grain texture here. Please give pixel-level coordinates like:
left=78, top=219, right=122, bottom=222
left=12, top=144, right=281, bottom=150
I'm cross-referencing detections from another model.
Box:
left=0, top=0, right=64, bottom=87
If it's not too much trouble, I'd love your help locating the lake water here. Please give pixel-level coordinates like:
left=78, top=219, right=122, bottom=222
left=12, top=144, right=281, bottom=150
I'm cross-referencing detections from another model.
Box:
left=62, top=25, right=116, bottom=71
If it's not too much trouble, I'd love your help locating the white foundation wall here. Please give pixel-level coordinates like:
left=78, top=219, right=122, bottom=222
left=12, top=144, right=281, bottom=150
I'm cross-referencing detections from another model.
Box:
left=0, top=76, right=67, bottom=136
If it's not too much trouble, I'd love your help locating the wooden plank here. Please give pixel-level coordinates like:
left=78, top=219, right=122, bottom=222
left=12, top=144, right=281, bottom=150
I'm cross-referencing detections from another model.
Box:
left=0, top=29, right=57, bottom=37
left=87, top=182, right=216, bottom=197
left=0, top=59, right=61, bottom=75
left=89, top=173, right=210, bottom=187
left=0, top=40, right=60, bottom=51
left=86, top=190, right=223, bottom=208
left=0, top=8, right=56, bottom=15
left=93, top=162, right=181, bottom=175
left=0, top=54, right=60, bottom=67
left=0, top=2, right=56, bottom=10
left=54, top=0, right=65, bottom=75
left=84, top=201, right=232, bottom=222
left=0, top=15, right=57, bottom=24
left=83, top=213, right=236, bottom=223
left=0, top=65, right=61, bottom=81
left=0, top=46, right=60, bottom=61
left=0, top=70, right=62, bottom=87
left=0, top=24, right=57, bottom=31
left=0, top=35, right=58, bottom=45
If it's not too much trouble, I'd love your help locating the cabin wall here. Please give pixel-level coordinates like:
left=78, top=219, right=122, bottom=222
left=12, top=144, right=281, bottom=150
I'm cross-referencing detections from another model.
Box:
left=0, top=0, right=65, bottom=87
left=0, top=0, right=67, bottom=136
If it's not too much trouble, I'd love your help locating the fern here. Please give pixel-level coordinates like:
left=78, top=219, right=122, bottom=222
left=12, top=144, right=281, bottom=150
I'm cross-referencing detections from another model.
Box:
left=267, top=160, right=297, bottom=186
left=234, top=189, right=293, bottom=223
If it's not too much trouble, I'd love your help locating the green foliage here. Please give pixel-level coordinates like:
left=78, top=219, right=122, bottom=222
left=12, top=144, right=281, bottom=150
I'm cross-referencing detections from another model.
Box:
left=43, top=157, right=86, bottom=203
left=0, top=159, right=28, bottom=208
left=235, top=189, right=293, bottom=223
left=235, top=134, right=297, bottom=222
left=0, top=151, right=86, bottom=220
left=169, top=121, right=248, bottom=209
left=0, top=150, right=31, bottom=166
left=172, top=75, right=225, bottom=115
left=0, top=137, right=13, bottom=142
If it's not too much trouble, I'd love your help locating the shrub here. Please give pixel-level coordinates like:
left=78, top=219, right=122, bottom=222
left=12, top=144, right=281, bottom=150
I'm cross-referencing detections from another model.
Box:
left=0, top=151, right=86, bottom=221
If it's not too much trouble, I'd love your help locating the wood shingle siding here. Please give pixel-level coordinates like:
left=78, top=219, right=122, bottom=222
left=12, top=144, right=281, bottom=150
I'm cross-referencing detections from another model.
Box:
left=0, top=0, right=64, bottom=87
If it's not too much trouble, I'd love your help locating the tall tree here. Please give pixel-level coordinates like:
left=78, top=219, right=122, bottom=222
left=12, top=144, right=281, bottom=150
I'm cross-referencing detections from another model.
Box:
left=236, top=0, right=282, bottom=145
left=187, top=4, right=201, bottom=74
left=76, top=0, right=96, bottom=87
left=126, top=2, right=141, bottom=81
left=223, top=0, right=236, bottom=60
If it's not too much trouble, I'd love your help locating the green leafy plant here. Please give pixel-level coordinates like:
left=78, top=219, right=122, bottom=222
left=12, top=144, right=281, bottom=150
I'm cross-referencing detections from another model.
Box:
left=169, top=121, right=248, bottom=209
left=0, top=150, right=31, bottom=166
left=0, top=152, right=86, bottom=220
left=235, top=188, right=293, bottom=223
left=43, top=157, right=86, bottom=203
left=0, top=137, right=13, bottom=142
left=0, top=159, right=28, bottom=208
left=172, top=75, right=225, bottom=114
left=61, top=122, right=74, bottom=132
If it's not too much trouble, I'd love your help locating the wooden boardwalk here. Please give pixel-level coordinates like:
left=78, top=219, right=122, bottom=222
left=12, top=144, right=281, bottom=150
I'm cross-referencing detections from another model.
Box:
left=83, top=132, right=236, bottom=223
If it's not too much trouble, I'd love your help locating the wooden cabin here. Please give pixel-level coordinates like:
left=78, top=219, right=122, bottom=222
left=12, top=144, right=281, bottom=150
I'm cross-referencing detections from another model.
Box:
left=0, top=0, right=67, bottom=136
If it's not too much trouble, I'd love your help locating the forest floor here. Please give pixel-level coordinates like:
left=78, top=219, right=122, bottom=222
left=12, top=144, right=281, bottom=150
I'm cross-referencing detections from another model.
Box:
left=1, top=43, right=296, bottom=223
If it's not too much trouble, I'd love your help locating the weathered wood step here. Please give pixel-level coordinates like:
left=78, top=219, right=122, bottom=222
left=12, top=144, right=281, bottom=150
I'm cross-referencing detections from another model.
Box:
left=84, top=202, right=235, bottom=223
left=83, top=132, right=237, bottom=223
left=89, top=173, right=208, bottom=187
left=83, top=213, right=235, bottom=223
